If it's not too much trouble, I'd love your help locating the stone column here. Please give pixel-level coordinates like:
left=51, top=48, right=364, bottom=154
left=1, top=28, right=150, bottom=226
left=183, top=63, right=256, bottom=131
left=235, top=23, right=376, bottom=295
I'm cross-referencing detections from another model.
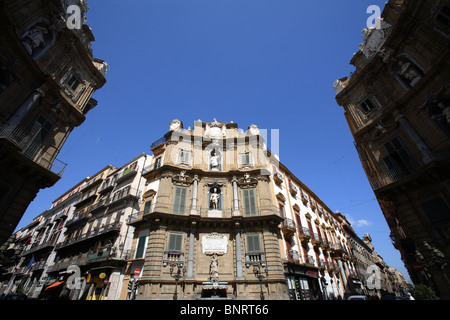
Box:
left=6, top=90, right=43, bottom=126
left=186, top=222, right=196, bottom=280
left=232, top=178, right=240, bottom=216
left=190, top=176, right=199, bottom=215
left=235, top=223, right=244, bottom=280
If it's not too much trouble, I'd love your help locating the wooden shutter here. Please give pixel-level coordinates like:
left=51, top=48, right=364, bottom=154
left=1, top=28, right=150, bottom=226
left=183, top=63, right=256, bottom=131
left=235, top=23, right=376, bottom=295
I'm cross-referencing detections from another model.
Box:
left=173, top=187, right=187, bottom=215
left=168, top=234, right=182, bottom=252
left=247, top=235, right=261, bottom=253
left=243, top=189, right=257, bottom=216
left=135, top=236, right=147, bottom=259
left=143, top=200, right=152, bottom=214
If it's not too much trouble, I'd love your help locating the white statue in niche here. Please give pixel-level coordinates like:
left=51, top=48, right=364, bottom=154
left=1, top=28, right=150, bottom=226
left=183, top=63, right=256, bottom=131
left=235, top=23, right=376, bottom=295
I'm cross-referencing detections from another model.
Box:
left=394, top=58, right=423, bottom=88
left=210, top=192, right=220, bottom=210
left=170, top=119, right=182, bottom=132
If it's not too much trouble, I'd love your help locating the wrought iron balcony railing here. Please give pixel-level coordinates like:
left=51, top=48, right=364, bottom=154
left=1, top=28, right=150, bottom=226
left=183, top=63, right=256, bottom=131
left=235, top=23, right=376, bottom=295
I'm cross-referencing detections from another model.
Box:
left=0, top=123, right=67, bottom=176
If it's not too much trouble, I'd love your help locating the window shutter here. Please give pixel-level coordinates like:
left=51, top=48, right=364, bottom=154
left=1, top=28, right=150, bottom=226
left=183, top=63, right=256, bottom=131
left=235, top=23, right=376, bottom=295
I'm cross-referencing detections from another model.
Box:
left=247, top=235, right=261, bottom=253
left=135, top=236, right=147, bottom=259
left=168, top=234, right=182, bottom=252
left=243, top=189, right=257, bottom=216
left=143, top=200, right=152, bottom=214
left=173, top=187, right=187, bottom=215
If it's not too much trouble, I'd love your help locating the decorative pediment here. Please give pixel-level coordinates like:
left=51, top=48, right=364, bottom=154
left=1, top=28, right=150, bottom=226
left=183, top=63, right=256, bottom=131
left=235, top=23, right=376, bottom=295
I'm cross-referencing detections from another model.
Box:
left=237, top=173, right=258, bottom=188
left=276, top=192, right=286, bottom=203
left=172, top=170, right=193, bottom=186
left=292, top=204, right=301, bottom=212
left=143, top=189, right=157, bottom=198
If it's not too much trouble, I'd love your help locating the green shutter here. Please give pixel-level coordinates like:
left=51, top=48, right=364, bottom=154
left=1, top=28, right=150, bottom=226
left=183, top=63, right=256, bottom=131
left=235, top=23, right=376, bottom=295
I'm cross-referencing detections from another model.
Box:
left=135, top=236, right=147, bottom=259
left=173, top=187, right=187, bottom=215
left=243, top=189, right=257, bottom=216
left=247, top=235, right=261, bottom=253
left=168, top=234, right=182, bottom=252
left=143, top=200, right=152, bottom=214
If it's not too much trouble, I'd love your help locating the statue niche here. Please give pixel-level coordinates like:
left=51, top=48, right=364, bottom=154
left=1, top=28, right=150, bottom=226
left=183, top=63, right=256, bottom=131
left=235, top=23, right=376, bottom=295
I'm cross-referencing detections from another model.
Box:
left=391, top=55, right=424, bottom=90
left=20, top=20, right=55, bottom=59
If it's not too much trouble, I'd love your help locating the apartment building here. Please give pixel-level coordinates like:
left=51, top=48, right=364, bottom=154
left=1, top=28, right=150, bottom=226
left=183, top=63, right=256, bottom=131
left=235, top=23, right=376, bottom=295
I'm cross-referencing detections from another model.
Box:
left=0, top=0, right=107, bottom=244
left=334, top=0, right=450, bottom=298
left=0, top=154, right=150, bottom=300
left=0, top=180, right=85, bottom=297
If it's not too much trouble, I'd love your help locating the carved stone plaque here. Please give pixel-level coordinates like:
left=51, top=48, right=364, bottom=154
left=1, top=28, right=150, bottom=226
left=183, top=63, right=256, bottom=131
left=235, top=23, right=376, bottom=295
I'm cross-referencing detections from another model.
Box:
left=202, top=233, right=228, bottom=255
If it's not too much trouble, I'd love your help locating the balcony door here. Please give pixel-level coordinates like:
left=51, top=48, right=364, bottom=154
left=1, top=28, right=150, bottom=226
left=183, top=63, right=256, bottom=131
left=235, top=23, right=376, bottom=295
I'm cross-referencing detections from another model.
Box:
left=23, top=115, right=53, bottom=159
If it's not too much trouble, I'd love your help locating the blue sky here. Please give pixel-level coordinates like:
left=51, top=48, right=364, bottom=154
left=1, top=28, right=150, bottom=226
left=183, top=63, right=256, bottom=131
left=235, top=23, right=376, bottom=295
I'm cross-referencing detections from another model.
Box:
left=16, top=0, right=411, bottom=282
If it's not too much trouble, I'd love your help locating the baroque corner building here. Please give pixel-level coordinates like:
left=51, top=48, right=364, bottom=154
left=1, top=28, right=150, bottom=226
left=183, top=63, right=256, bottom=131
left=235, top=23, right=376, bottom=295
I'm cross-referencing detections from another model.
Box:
left=121, top=119, right=360, bottom=300
left=0, top=0, right=107, bottom=244
left=334, top=0, right=450, bottom=298
left=124, top=119, right=288, bottom=300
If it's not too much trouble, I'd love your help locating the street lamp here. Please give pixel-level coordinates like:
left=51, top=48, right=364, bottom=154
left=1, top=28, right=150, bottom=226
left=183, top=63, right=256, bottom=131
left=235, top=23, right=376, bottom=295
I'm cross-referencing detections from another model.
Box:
left=169, top=262, right=186, bottom=300
left=415, top=241, right=449, bottom=284
left=252, top=264, right=269, bottom=300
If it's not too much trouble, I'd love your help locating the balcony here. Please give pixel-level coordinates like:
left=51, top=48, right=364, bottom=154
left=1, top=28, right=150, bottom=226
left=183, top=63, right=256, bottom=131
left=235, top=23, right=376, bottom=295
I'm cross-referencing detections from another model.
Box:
left=245, top=252, right=266, bottom=267
left=163, top=251, right=184, bottom=266
left=75, top=188, right=98, bottom=207
left=305, top=255, right=316, bottom=267
left=64, top=208, right=90, bottom=227
left=98, top=180, right=114, bottom=194
left=115, top=166, right=138, bottom=184
left=55, top=221, right=122, bottom=250
left=80, top=174, right=103, bottom=192
left=0, top=123, right=67, bottom=177
left=298, top=227, right=311, bottom=243
left=105, top=187, right=141, bottom=209
left=289, top=183, right=298, bottom=196
left=300, top=192, right=309, bottom=206
left=367, top=140, right=450, bottom=191
left=273, top=172, right=283, bottom=185
left=310, top=233, right=321, bottom=247
left=286, top=249, right=300, bottom=263
left=150, top=137, right=166, bottom=150
left=281, top=218, right=296, bottom=236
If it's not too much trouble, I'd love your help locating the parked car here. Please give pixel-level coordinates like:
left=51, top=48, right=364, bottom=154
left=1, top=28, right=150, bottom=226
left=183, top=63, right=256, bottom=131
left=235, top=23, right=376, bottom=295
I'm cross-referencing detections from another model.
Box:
left=347, top=295, right=368, bottom=300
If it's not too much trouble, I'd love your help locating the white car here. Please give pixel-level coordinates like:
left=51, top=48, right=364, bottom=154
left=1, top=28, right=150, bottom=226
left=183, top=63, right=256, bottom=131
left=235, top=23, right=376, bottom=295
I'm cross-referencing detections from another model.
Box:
left=347, top=295, right=368, bottom=300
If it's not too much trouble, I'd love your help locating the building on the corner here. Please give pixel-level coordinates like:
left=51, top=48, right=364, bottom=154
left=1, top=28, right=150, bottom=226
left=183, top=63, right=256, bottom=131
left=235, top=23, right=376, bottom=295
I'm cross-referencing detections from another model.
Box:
left=334, top=0, right=450, bottom=298
left=0, top=0, right=108, bottom=244
left=120, top=119, right=361, bottom=300
left=47, top=154, right=149, bottom=300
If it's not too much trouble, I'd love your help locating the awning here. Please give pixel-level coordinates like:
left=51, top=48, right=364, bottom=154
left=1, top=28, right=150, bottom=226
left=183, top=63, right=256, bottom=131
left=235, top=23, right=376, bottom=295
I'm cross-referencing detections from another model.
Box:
left=45, top=281, right=64, bottom=291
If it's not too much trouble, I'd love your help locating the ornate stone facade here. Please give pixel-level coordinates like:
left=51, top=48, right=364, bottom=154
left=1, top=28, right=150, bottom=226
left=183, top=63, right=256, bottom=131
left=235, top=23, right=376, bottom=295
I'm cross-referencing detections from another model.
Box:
left=0, top=0, right=107, bottom=244
left=335, top=0, right=450, bottom=299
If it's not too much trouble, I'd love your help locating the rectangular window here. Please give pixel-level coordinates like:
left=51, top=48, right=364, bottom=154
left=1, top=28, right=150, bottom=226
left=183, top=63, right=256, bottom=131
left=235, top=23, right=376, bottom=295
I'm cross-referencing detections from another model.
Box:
left=382, top=137, right=415, bottom=178
left=247, top=235, right=261, bottom=253
left=143, top=200, right=152, bottom=214
left=168, top=233, right=183, bottom=252
left=135, top=235, right=147, bottom=259
left=66, top=74, right=81, bottom=92
left=359, top=98, right=376, bottom=114
left=154, top=157, right=161, bottom=169
left=179, top=149, right=191, bottom=164
left=23, top=115, right=54, bottom=158
left=243, top=189, right=257, bottom=216
left=173, top=187, right=187, bottom=215
left=240, top=152, right=251, bottom=167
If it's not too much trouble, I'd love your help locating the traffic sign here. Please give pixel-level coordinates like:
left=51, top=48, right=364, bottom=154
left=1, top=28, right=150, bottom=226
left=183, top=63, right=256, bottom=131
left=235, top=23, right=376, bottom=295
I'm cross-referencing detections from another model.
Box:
left=134, top=268, right=141, bottom=276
